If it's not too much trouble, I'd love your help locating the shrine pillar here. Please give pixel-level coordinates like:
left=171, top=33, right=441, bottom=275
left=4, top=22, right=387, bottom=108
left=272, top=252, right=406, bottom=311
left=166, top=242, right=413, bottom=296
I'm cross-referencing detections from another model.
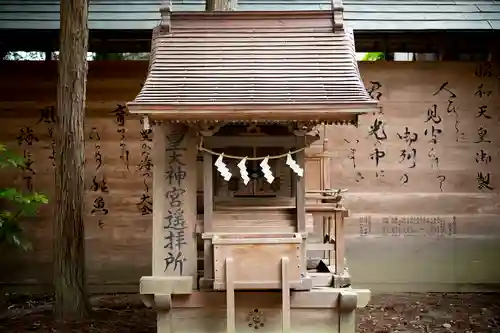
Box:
left=140, top=122, right=197, bottom=333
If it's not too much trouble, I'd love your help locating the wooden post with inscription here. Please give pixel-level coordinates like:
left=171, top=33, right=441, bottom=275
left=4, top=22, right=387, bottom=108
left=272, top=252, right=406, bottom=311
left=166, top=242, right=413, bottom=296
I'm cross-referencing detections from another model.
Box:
left=128, top=1, right=378, bottom=332
left=139, top=121, right=197, bottom=332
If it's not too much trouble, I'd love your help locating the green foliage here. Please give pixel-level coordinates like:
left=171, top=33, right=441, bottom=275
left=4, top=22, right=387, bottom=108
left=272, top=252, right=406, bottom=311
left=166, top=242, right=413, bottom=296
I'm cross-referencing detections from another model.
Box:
left=3, top=51, right=46, bottom=61
left=0, top=144, right=48, bottom=251
left=362, top=52, right=385, bottom=61
left=93, top=52, right=150, bottom=61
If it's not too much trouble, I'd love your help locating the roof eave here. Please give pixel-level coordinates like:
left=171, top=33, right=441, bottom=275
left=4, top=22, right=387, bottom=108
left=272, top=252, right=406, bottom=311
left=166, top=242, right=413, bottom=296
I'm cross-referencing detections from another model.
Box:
left=126, top=101, right=379, bottom=122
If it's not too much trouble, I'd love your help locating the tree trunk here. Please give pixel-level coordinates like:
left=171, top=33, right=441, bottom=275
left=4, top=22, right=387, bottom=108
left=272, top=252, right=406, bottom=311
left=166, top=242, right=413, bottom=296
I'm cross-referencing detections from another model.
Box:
left=53, top=0, right=90, bottom=319
left=205, top=0, right=237, bottom=11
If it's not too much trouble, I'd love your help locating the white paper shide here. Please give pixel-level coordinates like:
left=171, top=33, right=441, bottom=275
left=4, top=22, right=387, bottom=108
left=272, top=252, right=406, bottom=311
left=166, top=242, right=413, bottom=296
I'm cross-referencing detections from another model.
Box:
left=213, top=152, right=303, bottom=184
left=286, top=153, right=304, bottom=177
left=215, top=154, right=232, bottom=181
left=260, top=156, right=275, bottom=184
left=237, top=157, right=250, bottom=185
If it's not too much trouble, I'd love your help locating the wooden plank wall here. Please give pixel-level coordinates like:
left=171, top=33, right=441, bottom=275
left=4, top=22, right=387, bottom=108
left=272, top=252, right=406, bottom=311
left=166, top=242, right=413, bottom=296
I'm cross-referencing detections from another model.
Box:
left=323, top=61, right=500, bottom=292
left=0, top=61, right=499, bottom=293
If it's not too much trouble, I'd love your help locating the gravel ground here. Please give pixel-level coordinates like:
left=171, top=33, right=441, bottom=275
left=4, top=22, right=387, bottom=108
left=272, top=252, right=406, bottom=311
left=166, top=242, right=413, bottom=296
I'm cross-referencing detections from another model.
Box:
left=0, top=293, right=499, bottom=332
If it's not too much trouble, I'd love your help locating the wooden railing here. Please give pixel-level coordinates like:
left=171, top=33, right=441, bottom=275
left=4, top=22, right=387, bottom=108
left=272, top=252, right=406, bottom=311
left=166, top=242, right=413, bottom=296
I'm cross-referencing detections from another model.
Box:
left=305, top=189, right=348, bottom=276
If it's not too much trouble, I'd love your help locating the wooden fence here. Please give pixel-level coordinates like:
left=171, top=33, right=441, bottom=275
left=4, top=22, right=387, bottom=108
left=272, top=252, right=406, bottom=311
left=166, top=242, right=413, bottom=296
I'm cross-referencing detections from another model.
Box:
left=0, top=60, right=499, bottom=292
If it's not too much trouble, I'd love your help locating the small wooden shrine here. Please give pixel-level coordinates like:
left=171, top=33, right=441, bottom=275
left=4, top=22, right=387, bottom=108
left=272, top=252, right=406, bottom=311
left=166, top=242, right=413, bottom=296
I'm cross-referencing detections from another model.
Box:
left=128, top=1, right=379, bottom=332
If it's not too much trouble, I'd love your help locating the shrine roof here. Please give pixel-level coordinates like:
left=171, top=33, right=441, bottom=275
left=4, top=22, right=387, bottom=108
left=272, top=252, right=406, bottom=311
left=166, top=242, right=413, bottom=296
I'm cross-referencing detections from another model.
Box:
left=127, top=9, right=379, bottom=122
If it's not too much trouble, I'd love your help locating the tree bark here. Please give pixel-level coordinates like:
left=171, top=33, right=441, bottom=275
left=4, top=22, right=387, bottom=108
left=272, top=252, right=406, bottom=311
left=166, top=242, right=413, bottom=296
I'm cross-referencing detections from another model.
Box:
left=53, top=0, right=90, bottom=319
left=205, top=0, right=237, bottom=11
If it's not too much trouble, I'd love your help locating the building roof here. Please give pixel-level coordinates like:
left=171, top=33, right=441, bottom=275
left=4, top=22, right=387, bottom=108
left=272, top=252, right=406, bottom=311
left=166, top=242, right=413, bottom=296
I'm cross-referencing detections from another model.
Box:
left=0, top=0, right=498, bottom=31
left=127, top=10, right=379, bottom=122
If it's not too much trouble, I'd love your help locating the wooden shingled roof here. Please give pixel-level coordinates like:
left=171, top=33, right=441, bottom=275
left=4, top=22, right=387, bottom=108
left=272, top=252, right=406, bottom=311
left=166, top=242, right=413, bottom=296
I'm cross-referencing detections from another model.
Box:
left=127, top=4, right=379, bottom=123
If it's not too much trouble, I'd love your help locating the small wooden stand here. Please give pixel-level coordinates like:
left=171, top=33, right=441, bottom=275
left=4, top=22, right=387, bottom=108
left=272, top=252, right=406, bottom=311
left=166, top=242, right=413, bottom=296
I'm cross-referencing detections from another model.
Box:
left=211, top=233, right=303, bottom=290
left=211, top=233, right=299, bottom=332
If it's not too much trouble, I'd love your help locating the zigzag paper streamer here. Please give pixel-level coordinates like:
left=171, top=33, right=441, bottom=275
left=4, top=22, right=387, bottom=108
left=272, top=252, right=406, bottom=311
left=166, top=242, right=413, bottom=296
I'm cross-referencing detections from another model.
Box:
left=237, top=157, right=250, bottom=185
left=215, top=154, right=232, bottom=181
left=286, top=153, right=304, bottom=177
left=260, top=156, right=275, bottom=184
